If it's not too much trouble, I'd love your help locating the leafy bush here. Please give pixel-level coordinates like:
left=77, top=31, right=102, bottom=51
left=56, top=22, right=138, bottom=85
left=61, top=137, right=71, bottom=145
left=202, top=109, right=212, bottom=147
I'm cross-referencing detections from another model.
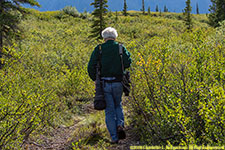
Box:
left=128, top=28, right=225, bottom=146
left=0, top=46, right=59, bottom=148
left=0, top=11, right=95, bottom=148
left=62, top=6, right=80, bottom=18
left=80, top=11, right=90, bottom=19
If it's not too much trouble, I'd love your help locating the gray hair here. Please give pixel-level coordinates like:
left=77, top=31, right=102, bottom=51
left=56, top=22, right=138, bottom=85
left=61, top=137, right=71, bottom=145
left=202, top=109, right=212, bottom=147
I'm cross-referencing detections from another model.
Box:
left=101, top=27, right=118, bottom=39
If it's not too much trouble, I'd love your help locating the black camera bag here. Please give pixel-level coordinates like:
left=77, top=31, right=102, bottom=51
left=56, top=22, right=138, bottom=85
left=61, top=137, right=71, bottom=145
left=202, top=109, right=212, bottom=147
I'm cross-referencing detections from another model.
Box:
left=94, top=45, right=106, bottom=110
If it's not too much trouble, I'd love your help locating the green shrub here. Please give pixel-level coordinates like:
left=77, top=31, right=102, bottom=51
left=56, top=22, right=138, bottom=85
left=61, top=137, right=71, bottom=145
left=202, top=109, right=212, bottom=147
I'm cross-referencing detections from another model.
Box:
left=0, top=46, right=59, bottom=148
left=128, top=29, right=225, bottom=146
left=0, top=13, right=95, bottom=148
left=80, top=11, right=90, bottom=19
left=62, top=6, right=80, bottom=18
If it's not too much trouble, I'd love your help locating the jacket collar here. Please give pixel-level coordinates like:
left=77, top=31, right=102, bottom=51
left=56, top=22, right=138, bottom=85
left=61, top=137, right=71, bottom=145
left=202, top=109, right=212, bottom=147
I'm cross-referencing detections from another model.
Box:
left=105, top=40, right=116, bottom=44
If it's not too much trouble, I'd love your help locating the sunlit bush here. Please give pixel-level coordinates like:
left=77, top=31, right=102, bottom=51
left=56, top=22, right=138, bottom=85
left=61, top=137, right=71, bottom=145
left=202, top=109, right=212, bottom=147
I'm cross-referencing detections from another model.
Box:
left=62, top=6, right=80, bottom=18
left=128, top=29, right=225, bottom=146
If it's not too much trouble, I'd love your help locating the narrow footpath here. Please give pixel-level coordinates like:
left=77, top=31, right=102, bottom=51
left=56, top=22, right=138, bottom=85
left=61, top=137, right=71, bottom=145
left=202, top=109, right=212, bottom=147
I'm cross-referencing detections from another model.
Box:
left=25, top=99, right=139, bottom=150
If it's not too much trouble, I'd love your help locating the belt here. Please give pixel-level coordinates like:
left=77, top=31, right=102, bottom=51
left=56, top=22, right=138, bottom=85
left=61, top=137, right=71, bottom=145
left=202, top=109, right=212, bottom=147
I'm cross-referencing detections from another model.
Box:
left=101, top=77, right=122, bottom=82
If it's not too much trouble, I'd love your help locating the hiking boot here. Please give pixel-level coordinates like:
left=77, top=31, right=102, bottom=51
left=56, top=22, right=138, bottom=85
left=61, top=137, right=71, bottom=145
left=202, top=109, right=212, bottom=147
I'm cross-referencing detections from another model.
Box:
left=117, top=126, right=126, bottom=140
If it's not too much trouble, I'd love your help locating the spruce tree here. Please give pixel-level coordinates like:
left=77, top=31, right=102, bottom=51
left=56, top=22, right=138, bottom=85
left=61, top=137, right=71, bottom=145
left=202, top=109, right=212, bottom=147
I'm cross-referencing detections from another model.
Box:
left=142, top=0, right=145, bottom=14
left=90, top=0, right=108, bottom=40
left=156, top=5, right=159, bottom=12
left=164, top=5, right=168, bottom=12
left=123, top=0, right=128, bottom=16
left=0, top=0, right=39, bottom=60
left=148, top=6, right=151, bottom=15
left=196, top=3, right=200, bottom=14
left=184, top=0, right=193, bottom=30
left=115, top=11, right=118, bottom=23
left=209, top=0, right=225, bottom=27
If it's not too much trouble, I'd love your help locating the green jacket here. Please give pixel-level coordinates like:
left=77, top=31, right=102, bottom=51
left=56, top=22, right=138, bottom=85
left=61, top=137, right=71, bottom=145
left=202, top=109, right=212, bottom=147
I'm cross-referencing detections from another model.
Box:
left=88, top=40, right=132, bottom=81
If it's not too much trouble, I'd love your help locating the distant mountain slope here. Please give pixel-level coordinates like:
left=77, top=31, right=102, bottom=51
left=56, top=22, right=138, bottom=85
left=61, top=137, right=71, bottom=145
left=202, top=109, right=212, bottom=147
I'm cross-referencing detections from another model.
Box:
left=27, top=0, right=212, bottom=14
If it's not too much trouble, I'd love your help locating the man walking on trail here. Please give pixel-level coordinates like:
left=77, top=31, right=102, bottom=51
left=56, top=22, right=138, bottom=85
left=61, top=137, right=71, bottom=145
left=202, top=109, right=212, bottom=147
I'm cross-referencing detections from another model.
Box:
left=88, top=27, right=132, bottom=144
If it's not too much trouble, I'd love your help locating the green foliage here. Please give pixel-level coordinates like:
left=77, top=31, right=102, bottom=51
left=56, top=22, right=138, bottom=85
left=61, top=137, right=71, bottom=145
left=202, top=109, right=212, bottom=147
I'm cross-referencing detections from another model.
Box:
left=142, top=0, right=145, bottom=14
left=164, top=5, right=169, bottom=12
left=71, top=112, right=110, bottom=150
left=148, top=6, right=151, bottom=15
left=159, top=9, right=162, bottom=16
left=0, top=53, right=58, bottom=148
left=208, top=0, right=225, bottom=27
left=28, top=9, right=90, bottom=21
left=90, top=0, right=108, bottom=40
left=0, top=11, right=95, bottom=148
left=184, top=0, right=193, bottom=31
left=115, top=11, right=119, bottom=24
left=0, top=0, right=39, bottom=55
left=156, top=5, right=159, bottom=12
left=29, top=10, right=64, bottom=20
left=196, top=3, right=200, bottom=14
left=62, top=6, right=80, bottom=18
left=123, top=0, right=128, bottom=16
left=80, top=10, right=90, bottom=19
left=128, top=26, right=225, bottom=146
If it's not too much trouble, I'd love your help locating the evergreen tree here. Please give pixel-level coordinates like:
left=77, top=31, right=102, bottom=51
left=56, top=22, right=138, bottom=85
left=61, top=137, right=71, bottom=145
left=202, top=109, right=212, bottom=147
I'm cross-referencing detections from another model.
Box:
left=123, top=0, right=128, bottom=16
left=115, top=11, right=118, bottom=23
left=108, top=9, right=112, bottom=18
left=184, top=0, right=193, bottom=30
left=141, top=0, right=145, bottom=14
left=209, top=0, right=225, bottom=27
left=148, top=6, right=151, bottom=15
left=196, top=3, right=200, bottom=14
left=156, top=5, right=159, bottom=12
left=0, top=0, right=39, bottom=60
left=90, top=0, right=108, bottom=40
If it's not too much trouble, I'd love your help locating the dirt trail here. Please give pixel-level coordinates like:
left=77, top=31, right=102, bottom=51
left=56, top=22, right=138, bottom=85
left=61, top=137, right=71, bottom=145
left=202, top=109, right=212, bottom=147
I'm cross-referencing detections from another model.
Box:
left=25, top=118, right=83, bottom=150
left=26, top=125, right=138, bottom=150
left=25, top=102, right=139, bottom=150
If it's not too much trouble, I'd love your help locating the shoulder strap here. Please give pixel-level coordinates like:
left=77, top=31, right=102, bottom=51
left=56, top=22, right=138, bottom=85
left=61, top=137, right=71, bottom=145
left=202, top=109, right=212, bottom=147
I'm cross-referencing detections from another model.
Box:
left=119, top=44, right=123, bottom=55
left=97, top=44, right=102, bottom=77
left=98, top=44, right=102, bottom=60
left=119, top=44, right=124, bottom=73
left=99, top=44, right=102, bottom=55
